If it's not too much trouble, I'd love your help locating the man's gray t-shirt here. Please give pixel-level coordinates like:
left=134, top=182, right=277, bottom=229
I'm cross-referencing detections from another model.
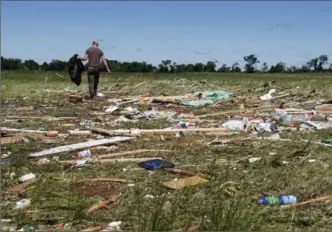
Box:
left=86, top=47, right=104, bottom=67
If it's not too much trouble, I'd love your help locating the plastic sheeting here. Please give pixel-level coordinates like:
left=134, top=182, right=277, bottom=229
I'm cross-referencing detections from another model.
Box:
left=180, top=91, right=233, bottom=106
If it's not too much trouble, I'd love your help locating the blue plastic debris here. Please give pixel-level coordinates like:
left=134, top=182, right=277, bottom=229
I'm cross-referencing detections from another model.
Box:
left=137, top=159, right=175, bottom=170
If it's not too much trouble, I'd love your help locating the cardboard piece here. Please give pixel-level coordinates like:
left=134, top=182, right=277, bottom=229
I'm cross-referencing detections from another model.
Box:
left=163, top=175, right=209, bottom=189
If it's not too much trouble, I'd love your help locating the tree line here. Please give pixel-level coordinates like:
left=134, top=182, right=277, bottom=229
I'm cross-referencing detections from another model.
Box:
left=1, top=54, right=332, bottom=73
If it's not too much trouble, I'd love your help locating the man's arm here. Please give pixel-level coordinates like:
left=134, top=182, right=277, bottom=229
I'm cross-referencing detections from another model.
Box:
left=78, top=54, right=88, bottom=61
left=101, top=56, right=111, bottom=73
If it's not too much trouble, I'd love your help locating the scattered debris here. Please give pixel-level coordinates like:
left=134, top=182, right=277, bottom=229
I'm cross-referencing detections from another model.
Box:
left=281, top=195, right=332, bottom=209
left=163, top=176, right=209, bottom=189
left=137, top=159, right=175, bottom=170
left=19, top=173, right=36, bottom=182
left=87, top=194, right=119, bottom=213
left=29, top=137, right=134, bottom=157
left=15, top=199, right=31, bottom=209
left=106, top=221, right=122, bottom=231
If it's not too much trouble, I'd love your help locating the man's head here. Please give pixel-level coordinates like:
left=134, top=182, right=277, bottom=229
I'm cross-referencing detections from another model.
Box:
left=92, top=40, right=99, bottom=47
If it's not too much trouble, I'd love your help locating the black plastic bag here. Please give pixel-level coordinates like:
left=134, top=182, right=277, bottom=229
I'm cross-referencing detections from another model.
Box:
left=68, top=54, right=85, bottom=86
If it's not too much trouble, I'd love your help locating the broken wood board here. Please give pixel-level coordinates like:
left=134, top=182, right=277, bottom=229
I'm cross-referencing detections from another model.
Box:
left=88, top=178, right=131, bottom=183
left=111, top=127, right=229, bottom=135
left=198, top=107, right=275, bottom=118
left=1, top=133, right=50, bottom=144
left=165, top=168, right=208, bottom=179
left=97, top=157, right=162, bottom=163
left=1, top=127, right=48, bottom=134
left=68, top=130, right=92, bottom=136
left=4, top=106, right=34, bottom=111
left=2, top=180, right=36, bottom=196
left=163, top=175, right=209, bottom=189
left=204, top=132, right=237, bottom=136
left=5, top=116, right=78, bottom=121
left=57, top=157, right=162, bottom=164
left=81, top=226, right=106, bottom=232
left=315, top=104, right=332, bottom=114
left=1, top=135, right=25, bottom=144
left=107, top=95, right=197, bottom=102
left=86, top=194, right=119, bottom=213
left=29, top=137, right=134, bottom=157
left=96, top=149, right=172, bottom=159
left=281, top=195, right=332, bottom=209
left=91, top=127, right=133, bottom=137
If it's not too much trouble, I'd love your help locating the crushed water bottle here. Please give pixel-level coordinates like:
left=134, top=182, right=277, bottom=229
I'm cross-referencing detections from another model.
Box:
left=258, top=195, right=297, bottom=206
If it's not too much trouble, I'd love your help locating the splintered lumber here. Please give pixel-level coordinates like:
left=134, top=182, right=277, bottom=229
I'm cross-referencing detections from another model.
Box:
left=88, top=178, right=131, bottom=183
left=281, top=195, right=332, bottom=209
left=1, top=127, right=47, bottom=134
left=81, top=226, right=106, bottom=232
left=68, top=130, right=92, bottom=136
left=111, top=128, right=229, bottom=135
left=57, top=157, right=162, bottom=164
left=5, top=116, right=78, bottom=121
left=107, top=95, right=197, bottom=102
left=96, top=149, right=172, bottom=159
left=2, top=180, right=36, bottom=196
left=315, top=104, right=332, bottom=114
left=133, top=81, right=146, bottom=89
left=45, top=131, right=59, bottom=137
left=163, top=175, right=209, bottom=189
left=87, top=194, right=119, bottom=213
left=91, top=127, right=133, bottom=137
left=165, top=168, right=205, bottom=178
left=1, top=133, right=53, bottom=144
left=1, top=135, right=25, bottom=144
left=29, top=137, right=134, bottom=157
left=97, top=157, right=162, bottom=163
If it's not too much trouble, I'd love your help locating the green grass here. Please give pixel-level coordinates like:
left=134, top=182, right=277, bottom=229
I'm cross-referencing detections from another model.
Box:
left=1, top=70, right=332, bottom=231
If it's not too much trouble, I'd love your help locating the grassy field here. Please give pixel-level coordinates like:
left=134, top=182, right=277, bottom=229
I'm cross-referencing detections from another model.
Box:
left=2, top=70, right=332, bottom=231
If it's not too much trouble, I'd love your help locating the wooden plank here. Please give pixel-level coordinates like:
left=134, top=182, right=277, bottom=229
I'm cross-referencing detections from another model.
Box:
left=91, top=127, right=133, bottom=137
left=96, top=149, right=172, bottom=159
left=163, top=175, right=209, bottom=189
left=88, top=178, right=131, bottom=183
left=1, top=127, right=46, bottom=134
left=86, top=194, right=119, bottom=213
left=281, top=195, right=332, bottom=209
left=5, top=116, right=77, bottom=120
left=68, top=130, right=92, bottom=136
left=29, top=137, right=134, bottom=157
left=2, top=180, right=36, bottom=195
left=1, top=135, right=25, bottom=144
left=97, top=157, right=162, bottom=163
left=165, top=168, right=207, bottom=179
left=111, top=127, right=229, bottom=135
left=56, top=157, right=162, bottom=164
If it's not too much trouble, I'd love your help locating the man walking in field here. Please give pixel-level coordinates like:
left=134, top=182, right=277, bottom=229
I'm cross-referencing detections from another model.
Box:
left=78, top=40, right=111, bottom=99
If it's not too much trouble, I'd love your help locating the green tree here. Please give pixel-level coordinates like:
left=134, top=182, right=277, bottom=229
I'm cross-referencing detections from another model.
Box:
left=217, top=64, right=230, bottom=72
left=48, top=59, right=67, bottom=71
left=317, top=54, right=329, bottom=71
left=185, top=64, right=194, bottom=72
left=193, top=63, right=205, bottom=72
left=269, top=62, right=286, bottom=73
left=24, top=59, right=40, bottom=70
left=40, top=62, right=49, bottom=71
left=261, top=62, right=269, bottom=72
left=1, top=57, right=22, bottom=70
left=158, top=60, right=172, bottom=73
left=307, top=58, right=319, bottom=71
left=205, top=61, right=216, bottom=72
left=231, top=62, right=241, bottom=72
left=243, top=54, right=260, bottom=73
